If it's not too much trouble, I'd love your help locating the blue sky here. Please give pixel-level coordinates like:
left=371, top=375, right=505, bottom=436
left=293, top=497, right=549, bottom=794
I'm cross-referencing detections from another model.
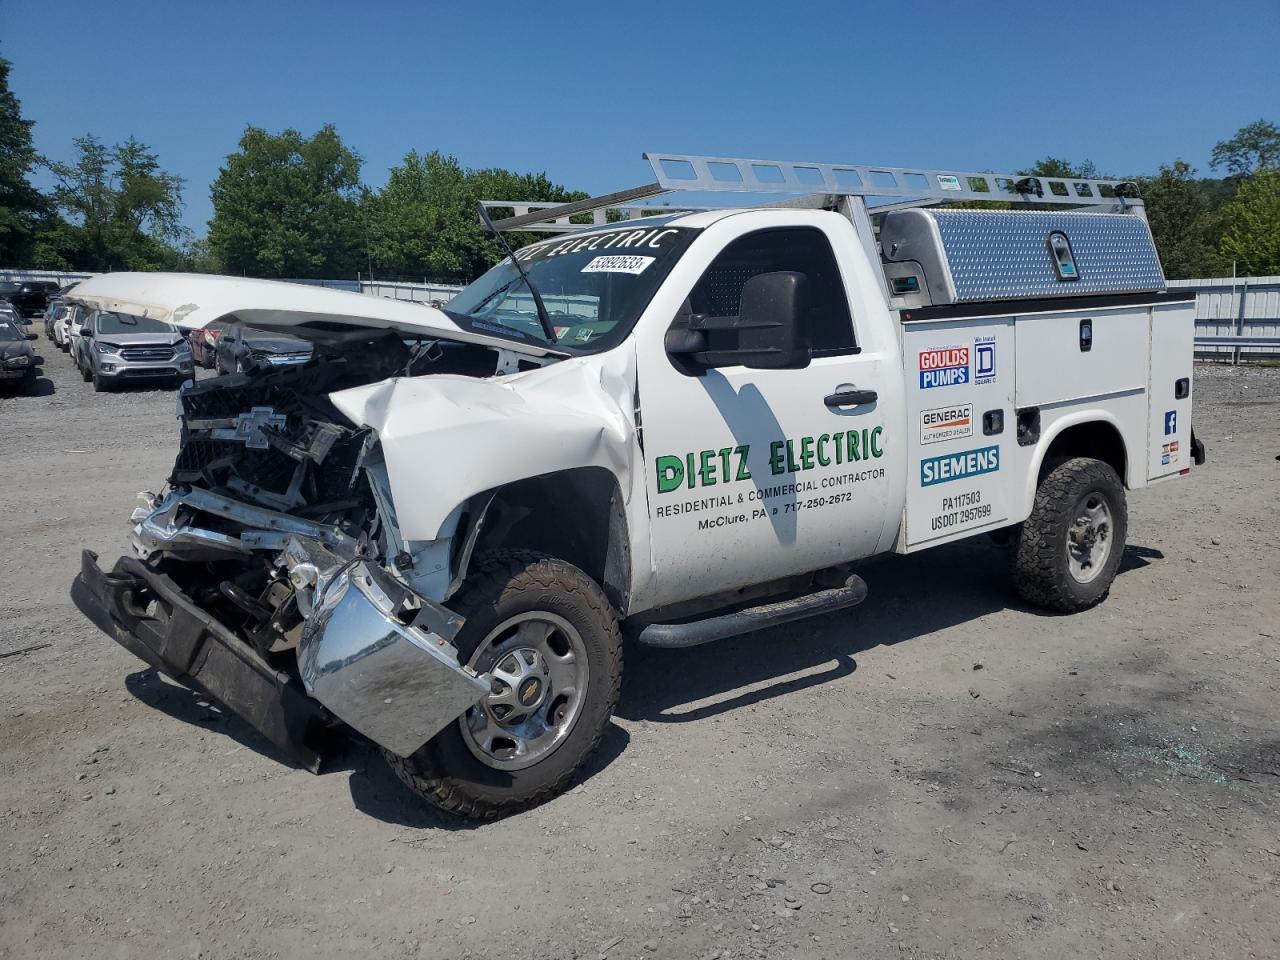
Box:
left=6, top=0, right=1279, bottom=235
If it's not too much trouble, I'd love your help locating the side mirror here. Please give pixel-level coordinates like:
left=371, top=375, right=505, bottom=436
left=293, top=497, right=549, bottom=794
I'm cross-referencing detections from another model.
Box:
left=733, top=271, right=811, bottom=369
left=665, top=271, right=812, bottom=371
left=80, top=327, right=92, bottom=339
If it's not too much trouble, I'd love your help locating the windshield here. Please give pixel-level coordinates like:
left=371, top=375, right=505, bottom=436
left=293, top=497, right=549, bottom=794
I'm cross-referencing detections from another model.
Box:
left=445, top=223, right=698, bottom=350
left=0, top=319, right=23, bottom=342
left=96, top=312, right=175, bottom=336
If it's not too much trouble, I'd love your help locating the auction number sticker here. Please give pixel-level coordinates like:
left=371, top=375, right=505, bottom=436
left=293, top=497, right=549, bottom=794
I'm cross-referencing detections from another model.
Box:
left=581, top=255, right=655, bottom=275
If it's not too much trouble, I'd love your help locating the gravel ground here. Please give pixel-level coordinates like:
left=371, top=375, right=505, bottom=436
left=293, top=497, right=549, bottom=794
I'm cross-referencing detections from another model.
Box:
left=1, top=336, right=1278, bottom=960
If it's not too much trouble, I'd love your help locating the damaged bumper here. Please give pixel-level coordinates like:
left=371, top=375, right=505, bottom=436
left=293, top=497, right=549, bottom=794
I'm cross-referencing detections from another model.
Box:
left=72, top=546, right=491, bottom=768
left=297, top=558, right=490, bottom=757
left=70, top=550, right=330, bottom=770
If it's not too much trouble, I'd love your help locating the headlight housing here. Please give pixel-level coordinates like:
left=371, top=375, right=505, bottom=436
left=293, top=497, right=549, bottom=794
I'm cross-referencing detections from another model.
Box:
left=94, top=341, right=120, bottom=355
left=4, top=355, right=30, bottom=367
left=174, top=341, right=191, bottom=356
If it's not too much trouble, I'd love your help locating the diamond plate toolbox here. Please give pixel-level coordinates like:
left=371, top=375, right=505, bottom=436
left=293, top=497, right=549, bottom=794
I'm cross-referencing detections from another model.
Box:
left=879, top=209, right=1166, bottom=304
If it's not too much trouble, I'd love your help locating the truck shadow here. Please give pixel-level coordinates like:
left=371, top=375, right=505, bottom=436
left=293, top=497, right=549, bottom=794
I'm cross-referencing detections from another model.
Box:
left=616, top=538, right=1162, bottom=724
left=124, top=667, right=631, bottom=830
left=121, top=538, right=1161, bottom=825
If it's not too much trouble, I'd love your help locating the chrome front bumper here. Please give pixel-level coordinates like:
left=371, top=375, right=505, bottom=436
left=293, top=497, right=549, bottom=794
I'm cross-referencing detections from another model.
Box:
left=298, top=559, right=490, bottom=757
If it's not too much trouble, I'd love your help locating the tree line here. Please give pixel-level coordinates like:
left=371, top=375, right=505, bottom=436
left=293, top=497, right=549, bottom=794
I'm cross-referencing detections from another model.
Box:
left=2, top=55, right=1277, bottom=282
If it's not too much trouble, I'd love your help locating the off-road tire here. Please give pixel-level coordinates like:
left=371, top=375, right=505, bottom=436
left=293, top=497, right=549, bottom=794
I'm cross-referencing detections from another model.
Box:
left=1014, top=457, right=1127, bottom=613
left=385, top=550, right=623, bottom=820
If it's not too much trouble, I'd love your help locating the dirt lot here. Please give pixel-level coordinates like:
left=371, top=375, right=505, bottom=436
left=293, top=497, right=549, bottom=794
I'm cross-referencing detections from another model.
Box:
left=1, top=338, right=1277, bottom=960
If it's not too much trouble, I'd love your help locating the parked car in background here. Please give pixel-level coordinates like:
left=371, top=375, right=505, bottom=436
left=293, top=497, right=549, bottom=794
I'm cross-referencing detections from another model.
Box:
left=68, top=310, right=93, bottom=374
left=215, top=323, right=312, bottom=374
left=80, top=310, right=193, bottom=392
left=0, top=298, right=22, bottom=327
left=188, top=320, right=227, bottom=369
left=3, top=280, right=59, bottom=320
left=0, top=316, right=39, bottom=394
left=53, top=304, right=79, bottom=349
left=43, top=300, right=67, bottom=340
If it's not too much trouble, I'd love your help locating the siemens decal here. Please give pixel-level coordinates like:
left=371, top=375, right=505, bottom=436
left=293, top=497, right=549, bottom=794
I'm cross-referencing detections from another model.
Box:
left=920, top=445, right=1000, bottom=487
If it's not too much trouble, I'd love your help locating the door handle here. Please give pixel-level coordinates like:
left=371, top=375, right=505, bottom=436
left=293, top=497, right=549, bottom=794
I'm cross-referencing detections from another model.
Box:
left=824, top=388, right=878, bottom=408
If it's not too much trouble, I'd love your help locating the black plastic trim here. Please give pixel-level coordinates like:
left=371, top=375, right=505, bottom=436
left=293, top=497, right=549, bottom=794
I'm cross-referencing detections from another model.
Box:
left=70, top=550, right=330, bottom=772
left=900, top=289, right=1195, bottom=323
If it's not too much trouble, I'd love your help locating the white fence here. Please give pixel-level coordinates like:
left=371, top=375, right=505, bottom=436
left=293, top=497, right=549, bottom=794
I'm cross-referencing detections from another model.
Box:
left=1170, top=276, right=1280, bottom=361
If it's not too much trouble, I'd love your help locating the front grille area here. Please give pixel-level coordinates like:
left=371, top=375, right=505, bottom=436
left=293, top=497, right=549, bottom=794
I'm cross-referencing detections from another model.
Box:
left=120, top=345, right=175, bottom=362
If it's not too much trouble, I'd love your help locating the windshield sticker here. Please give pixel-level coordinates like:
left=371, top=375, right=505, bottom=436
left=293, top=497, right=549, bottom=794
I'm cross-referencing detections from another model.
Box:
left=581, top=255, right=655, bottom=275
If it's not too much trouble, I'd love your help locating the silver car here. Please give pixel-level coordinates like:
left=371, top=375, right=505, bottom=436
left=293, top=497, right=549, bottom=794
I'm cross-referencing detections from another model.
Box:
left=81, top=309, right=194, bottom=392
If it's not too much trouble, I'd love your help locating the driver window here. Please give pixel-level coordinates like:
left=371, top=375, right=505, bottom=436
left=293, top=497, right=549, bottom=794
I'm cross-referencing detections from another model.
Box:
left=679, top=227, right=857, bottom=357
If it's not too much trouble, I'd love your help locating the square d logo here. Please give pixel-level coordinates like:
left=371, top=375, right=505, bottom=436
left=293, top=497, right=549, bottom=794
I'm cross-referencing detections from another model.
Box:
left=974, top=340, right=996, bottom=383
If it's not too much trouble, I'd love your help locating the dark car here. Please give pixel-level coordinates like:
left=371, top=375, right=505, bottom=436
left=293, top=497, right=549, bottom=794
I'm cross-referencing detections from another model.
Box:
left=188, top=320, right=227, bottom=369
left=0, top=316, right=39, bottom=394
left=3, top=280, right=59, bottom=319
left=215, top=324, right=312, bottom=374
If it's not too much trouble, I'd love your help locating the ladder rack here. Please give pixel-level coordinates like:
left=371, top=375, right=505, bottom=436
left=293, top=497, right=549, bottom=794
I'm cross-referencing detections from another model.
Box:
left=482, top=152, right=1143, bottom=234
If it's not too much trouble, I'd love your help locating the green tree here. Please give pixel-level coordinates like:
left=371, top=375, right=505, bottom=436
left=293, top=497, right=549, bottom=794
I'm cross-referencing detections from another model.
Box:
left=1218, top=169, right=1280, bottom=275
left=0, top=56, right=47, bottom=264
left=208, top=125, right=364, bottom=278
left=1020, top=157, right=1103, bottom=180
left=1136, top=160, right=1222, bottom=278
left=1210, top=119, right=1280, bottom=177
left=45, top=135, right=187, bottom=270
left=363, top=150, right=584, bottom=282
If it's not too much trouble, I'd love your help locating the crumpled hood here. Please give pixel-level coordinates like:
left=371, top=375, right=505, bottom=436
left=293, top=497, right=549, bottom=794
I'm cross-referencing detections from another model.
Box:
left=329, top=350, right=641, bottom=541
left=69, top=272, right=560, bottom=358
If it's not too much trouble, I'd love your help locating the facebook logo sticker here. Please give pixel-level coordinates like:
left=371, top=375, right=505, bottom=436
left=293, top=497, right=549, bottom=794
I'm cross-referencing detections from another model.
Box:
left=1164, top=410, right=1178, bottom=435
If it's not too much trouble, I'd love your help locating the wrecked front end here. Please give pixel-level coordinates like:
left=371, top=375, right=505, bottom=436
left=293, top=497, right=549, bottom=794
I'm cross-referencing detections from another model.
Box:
left=71, top=331, right=493, bottom=768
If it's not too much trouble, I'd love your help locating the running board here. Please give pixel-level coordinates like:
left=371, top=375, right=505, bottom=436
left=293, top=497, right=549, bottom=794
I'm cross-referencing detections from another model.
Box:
left=637, top=575, right=868, bottom=648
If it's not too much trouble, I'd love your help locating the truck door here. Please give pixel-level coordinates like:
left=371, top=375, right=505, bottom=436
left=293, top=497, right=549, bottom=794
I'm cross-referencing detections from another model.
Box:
left=635, top=222, right=900, bottom=608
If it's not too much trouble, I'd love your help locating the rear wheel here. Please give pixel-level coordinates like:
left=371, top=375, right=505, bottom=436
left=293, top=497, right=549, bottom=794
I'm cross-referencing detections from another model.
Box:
left=385, top=551, right=622, bottom=820
left=1014, top=457, right=1127, bottom=613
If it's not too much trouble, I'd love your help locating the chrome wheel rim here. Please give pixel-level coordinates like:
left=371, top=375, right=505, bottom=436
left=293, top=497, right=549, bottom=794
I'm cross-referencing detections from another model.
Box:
left=1067, top=492, right=1113, bottom=583
left=459, top=611, right=589, bottom=771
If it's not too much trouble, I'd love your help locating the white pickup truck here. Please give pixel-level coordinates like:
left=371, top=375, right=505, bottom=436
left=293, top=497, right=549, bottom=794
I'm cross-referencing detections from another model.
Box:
left=71, top=154, right=1204, bottom=819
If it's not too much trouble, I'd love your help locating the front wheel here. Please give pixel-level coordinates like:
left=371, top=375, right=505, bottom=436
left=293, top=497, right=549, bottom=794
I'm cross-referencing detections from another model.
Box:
left=1014, top=457, right=1127, bottom=613
left=385, top=551, right=622, bottom=820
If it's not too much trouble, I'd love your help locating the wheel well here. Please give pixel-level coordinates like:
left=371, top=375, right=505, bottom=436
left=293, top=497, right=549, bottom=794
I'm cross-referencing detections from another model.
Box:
left=470, top=467, right=632, bottom=615
left=1040, top=421, right=1128, bottom=485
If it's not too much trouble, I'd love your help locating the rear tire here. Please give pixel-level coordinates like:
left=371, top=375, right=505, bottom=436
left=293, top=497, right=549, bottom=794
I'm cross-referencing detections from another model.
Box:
left=385, top=550, right=622, bottom=820
left=1014, top=457, right=1127, bottom=613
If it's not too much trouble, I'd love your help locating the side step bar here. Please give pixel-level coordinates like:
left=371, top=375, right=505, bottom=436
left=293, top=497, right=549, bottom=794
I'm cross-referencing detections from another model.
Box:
left=637, top=575, right=868, bottom=649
